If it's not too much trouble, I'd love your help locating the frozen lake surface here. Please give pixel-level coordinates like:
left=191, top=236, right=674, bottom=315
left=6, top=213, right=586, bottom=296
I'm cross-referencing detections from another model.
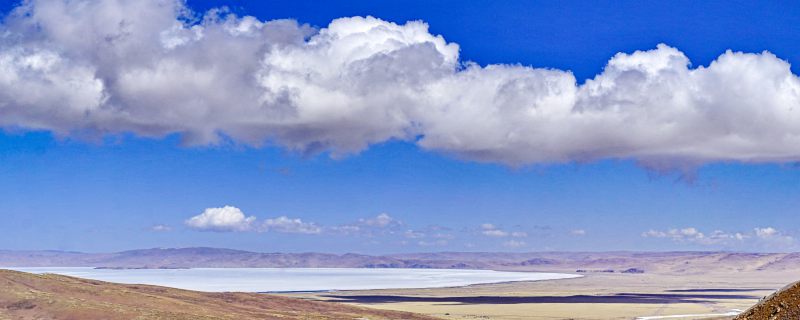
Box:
left=9, top=267, right=581, bottom=292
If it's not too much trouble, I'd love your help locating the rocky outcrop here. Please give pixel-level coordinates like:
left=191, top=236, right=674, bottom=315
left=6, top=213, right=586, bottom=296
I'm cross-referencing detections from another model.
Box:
left=736, top=280, right=800, bottom=320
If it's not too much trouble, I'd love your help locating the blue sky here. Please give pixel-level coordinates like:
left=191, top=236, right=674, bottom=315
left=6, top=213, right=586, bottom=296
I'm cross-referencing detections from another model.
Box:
left=0, top=0, right=799, bottom=253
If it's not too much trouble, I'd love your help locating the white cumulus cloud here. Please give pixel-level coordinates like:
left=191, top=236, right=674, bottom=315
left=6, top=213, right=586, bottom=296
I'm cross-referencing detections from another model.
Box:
left=753, top=227, right=793, bottom=244
left=185, top=206, right=256, bottom=232
left=754, top=227, right=778, bottom=238
left=1, top=1, right=799, bottom=168
left=185, top=206, right=321, bottom=234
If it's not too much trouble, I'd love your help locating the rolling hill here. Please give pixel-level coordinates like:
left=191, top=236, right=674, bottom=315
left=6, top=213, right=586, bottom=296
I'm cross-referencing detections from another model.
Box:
left=0, top=269, right=436, bottom=320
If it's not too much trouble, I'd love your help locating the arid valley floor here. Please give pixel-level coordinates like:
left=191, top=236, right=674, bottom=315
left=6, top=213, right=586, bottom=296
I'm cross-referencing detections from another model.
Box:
left=303, top=271, right=794, bottom=319
left=3, top=249, right=800, bottom=319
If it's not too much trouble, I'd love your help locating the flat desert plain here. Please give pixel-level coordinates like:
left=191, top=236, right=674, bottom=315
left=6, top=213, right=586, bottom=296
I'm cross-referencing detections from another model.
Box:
left=300, top=271, right=798, bottom=319
left=5, top=249, right=800, bottom=319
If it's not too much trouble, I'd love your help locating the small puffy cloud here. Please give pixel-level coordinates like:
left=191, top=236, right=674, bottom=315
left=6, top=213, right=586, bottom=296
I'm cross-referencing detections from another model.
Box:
left=753, top=227, right=794, bottom=244
left=754, top=227, right=778, bottom=238
left=150, top=224, right=172, bottom=232
left=570, top=229, right=586, bottom=236
left=359, top=213, right=400, bottom=228
left=480, top=224, right=505, bottom=237
left=261, top=216, right=321, bottom=234
left=642, top=230, right=667, bottom=238
left=185, top=206, right=256, bottom=232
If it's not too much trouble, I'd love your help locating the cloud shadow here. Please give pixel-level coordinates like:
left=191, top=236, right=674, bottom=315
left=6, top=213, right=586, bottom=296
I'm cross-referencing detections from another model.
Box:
left=322, top=292, right=760, bottom=305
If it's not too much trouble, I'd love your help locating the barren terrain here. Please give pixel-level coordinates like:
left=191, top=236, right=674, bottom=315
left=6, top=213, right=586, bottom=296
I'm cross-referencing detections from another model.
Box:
left=304, top=271, right=795, bottom=319
left=5, top=249, right=800, bottom=319
left=0, top=269, right=435, bottom=320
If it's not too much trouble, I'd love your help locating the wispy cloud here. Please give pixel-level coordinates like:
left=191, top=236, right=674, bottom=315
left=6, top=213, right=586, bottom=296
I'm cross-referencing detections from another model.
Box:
left=417, top=239, right=449, bottom=247
left=149, top=224, right=172, bottom=232
left=403, top=230, right=426, bottom=239
left=570, top=229, right=586, bottom=236
left=642, top=226, right=794, bottom=248
left=402, top=225, right=455, bottom=244
left=480, top=223, right=527, bottom=238
left=261, top=216, right=321, bottom=234
left=328, top=225, right=362, bottom=235
left=329, top=213, right=405, bottom=237
left=503, top=240, right=527, bottom=248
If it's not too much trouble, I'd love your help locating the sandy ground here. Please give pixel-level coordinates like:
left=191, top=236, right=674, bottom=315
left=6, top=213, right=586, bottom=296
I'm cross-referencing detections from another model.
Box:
left=294, top=271, right=800, bottom=320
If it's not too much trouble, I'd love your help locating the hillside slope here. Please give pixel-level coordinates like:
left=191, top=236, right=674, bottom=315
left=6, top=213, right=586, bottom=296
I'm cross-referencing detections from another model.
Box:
left=735, top=280, right=800, bottom=320
left=0, top=269, right=436, bottom=320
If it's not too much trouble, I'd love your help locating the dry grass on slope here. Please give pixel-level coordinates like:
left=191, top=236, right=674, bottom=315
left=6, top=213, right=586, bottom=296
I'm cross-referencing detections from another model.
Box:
left=0, top=269, right=437, bottom=320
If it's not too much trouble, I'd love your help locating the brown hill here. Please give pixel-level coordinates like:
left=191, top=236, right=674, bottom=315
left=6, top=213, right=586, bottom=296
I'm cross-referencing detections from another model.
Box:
left=0, top=269, right=436, bottom=320
left=736, top=280, right=800, bottom=320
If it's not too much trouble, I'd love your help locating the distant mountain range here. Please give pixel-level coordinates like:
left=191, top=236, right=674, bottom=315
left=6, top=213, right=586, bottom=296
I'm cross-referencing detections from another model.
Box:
left=2, top=247, right=799, bottom=274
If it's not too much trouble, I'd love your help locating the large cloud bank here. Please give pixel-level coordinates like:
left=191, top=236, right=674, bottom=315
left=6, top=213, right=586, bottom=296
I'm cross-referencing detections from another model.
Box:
left=2, top=0, right=799, bottom=166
